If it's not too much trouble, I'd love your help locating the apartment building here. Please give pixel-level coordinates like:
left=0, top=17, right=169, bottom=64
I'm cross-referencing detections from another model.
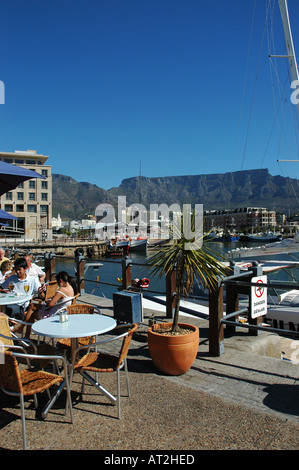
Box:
left=204, top=207, right=277, bottom=232
left=0, top=150, right=52, bottom=240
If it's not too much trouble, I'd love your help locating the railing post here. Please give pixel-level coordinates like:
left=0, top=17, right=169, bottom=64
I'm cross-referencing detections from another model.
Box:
left=209, top=281, right=224, bottom=356
left=121, top=256, right=132, bottom=290
left=166, top=269, right=177, bottom=319
left=76, top=254, right=85, bottom=295
left=44, top=252, right=56, bottom=282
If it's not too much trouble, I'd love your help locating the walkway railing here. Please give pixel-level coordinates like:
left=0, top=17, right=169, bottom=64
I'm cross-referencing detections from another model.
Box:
left=38, top=252, right=299, bottom=357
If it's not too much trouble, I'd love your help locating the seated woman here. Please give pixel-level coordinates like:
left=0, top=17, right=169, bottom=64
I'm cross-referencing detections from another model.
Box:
left=22, top=271, right=77, bottom=336
left=0, top=260, right=13, bottom=284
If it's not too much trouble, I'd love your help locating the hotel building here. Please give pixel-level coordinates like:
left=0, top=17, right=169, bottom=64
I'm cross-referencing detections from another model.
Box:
left=0, top=150, right=52, bottom=240
left=204, top=207, right=277, bottom=232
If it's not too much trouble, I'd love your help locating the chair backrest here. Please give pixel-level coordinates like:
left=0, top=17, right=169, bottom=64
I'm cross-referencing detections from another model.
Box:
left=0, top=316, right=14, bottom=348
left=45, top=281, right=58, bottom=301
left=71, top=293, right=80, bottom=305
left=67, top=304, right=95, bottom=315
left=116, top=323, right=138, bottom=368
left=0, top=350, right=22, bottom=394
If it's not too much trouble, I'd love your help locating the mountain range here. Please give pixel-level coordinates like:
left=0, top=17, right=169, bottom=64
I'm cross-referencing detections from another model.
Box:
left=52, top=168, right=299, bottom=220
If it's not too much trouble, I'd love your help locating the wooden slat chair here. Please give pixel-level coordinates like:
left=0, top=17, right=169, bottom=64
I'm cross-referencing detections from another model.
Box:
left=56, top=303, right=101, bottom=350
left=0, top=349, right=73, bottom=450
left=72, top=323, right=138, bottom=419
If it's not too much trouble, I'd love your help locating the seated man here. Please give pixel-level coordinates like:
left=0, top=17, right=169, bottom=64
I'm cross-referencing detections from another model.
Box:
left=0, top=248, right=9, bottom=268
left=25, top=254, right=46, bottom=283
left=0, top=257, right=41, bottom=317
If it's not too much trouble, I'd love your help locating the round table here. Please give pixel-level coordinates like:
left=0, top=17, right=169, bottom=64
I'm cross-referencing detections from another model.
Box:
left=0, top=292, right=32, bottom=306
left=32, top=313, right=116, bottom=339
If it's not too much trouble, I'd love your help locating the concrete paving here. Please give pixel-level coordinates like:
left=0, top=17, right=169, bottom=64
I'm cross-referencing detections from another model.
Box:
left=1, top=292, right=299, bottom=450
left=80, top=293, right=299, bottom=425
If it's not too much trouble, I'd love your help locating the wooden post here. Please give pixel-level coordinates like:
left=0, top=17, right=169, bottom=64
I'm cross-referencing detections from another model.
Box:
left=209, top=282, right=224, bottom=356
left=166, top=269, right=177, bottom=319
left=44, top=252, right=56, bottom=282
left=121, top=257, right=132, bottom=290
left=76, top=254, right=85, bottom=295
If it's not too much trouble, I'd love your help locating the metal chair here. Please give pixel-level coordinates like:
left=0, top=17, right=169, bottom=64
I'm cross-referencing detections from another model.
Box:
left=0, top=315, right=57, bottom=370
left=0, top=348, right=73, bottom=450
left=56, top=303, right=102, bottom=351
left=71, top=323, right=138, bottom=419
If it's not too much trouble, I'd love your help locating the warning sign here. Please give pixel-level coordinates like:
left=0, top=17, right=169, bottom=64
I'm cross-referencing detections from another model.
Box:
left=251, top=275, right=267, bottom=318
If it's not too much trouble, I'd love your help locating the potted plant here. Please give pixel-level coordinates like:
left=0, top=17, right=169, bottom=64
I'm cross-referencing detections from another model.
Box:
left=147, top=213, right=228, bottom=375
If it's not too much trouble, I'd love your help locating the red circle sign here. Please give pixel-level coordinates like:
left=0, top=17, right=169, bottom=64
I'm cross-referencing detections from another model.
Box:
left=255, top=279, right=264, bottom=297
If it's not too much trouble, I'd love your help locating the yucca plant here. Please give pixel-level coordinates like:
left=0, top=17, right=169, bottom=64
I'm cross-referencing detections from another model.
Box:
left=147, top=211, right=229, bottom=333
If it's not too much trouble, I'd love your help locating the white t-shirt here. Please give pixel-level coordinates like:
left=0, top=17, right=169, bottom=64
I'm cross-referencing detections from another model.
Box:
left=2, top=274, right=41, bottom=308
left=26, top=263, right=45, bottom=279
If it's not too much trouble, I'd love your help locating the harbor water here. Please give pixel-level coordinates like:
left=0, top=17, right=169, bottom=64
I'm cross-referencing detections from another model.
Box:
left=54, top=241, right=299, bottom=301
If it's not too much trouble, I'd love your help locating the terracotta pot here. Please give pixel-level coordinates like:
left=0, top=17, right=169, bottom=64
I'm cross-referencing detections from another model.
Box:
left=148, top=322, right=199, bottom=376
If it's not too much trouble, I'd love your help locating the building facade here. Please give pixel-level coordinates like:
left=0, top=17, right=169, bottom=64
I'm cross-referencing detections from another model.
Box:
left=0, top=150, right=52, bottom=240
left=204, top=207, right=277, bottom=232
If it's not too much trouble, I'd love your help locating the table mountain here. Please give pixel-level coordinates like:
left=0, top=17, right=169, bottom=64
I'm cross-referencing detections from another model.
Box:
left=52, top=168, right=299, bottom=220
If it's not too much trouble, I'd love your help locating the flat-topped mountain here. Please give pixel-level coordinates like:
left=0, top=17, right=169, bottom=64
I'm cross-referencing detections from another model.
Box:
left=52, top=168, right=299, bottom=219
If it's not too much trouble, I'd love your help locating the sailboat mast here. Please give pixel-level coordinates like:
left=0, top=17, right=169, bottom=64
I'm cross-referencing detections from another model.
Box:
left=278, top=0, right=299, bottom=116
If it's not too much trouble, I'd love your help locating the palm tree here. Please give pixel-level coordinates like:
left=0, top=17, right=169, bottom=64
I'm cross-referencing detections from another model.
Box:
left=147, top=211, right=229, bottom=333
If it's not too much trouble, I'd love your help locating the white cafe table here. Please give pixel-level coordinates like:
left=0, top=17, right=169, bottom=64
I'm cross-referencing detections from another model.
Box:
left=0, top=292, right=32, bottom=306
left=0, top=292, right=32, bottom=314
left=31, top=313, right=116, bottom=419
left=32, top=313, right=117, bottom=362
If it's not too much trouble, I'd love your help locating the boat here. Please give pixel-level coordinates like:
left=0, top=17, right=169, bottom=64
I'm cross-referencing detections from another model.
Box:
left=228, top=233, right=299, bottom=258
left=129, top=237, right=148, bottom=252
left=241, top=234, right=282, bottom=243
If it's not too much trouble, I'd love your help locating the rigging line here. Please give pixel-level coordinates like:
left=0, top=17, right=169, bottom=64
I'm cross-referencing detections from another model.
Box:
left=240, top=0, right=272, bottom=171
left=269, top=59, right=295, bottom=160
left=233, top=0, right=256, bottom=169
left=230, top=0, right=257, bottom=211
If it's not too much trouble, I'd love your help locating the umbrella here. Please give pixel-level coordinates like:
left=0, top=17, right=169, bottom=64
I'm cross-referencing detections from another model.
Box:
left=0, top=208, right=17, bottom=220
left=0, top=160, right=45, bottom=196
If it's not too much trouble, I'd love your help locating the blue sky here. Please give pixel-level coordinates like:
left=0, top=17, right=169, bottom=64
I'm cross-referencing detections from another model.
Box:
left=0, top=0, right=299, bottom=190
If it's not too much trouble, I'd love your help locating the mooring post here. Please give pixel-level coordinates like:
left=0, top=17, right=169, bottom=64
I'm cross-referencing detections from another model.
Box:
left=121, top=256, right=132, bottom=290
left=44, top=252, right=56, bottom=282
left=76, top=254, right=85, bottom=295
left=209, top=280, right=224, bottom=356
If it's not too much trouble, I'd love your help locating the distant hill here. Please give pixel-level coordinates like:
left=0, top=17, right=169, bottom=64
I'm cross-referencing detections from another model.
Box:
left=52, top=168, right=299, bottom=220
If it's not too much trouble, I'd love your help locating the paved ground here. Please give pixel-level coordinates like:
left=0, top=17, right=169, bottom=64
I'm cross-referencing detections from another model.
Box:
left=1, top=294, right=299, bottom=452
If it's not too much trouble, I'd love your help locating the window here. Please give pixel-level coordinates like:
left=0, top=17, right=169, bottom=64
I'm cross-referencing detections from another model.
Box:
left=29, top=181, right=35, bottom=189
left=16, top=205, right=24, bottom=212
left=4, top=204, right=13, bottom=212
left=42, top=169, right=48, bottom=177
left=17, top=192, right=23, bottom=200
left=27, top=204, right=37, bottom=213
left=29, top=193, right=35, bottom=201
left=40, top=205, right=48, bottom=214
left=41, top=181, right=48, bottom=189
left=41, top=193, right=48, bottom=201
left=5, top=192, right=12, bottom=200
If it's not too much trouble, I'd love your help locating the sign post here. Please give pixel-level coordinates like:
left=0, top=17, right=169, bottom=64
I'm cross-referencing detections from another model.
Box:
left=250, top=275, right=267, bottom=334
